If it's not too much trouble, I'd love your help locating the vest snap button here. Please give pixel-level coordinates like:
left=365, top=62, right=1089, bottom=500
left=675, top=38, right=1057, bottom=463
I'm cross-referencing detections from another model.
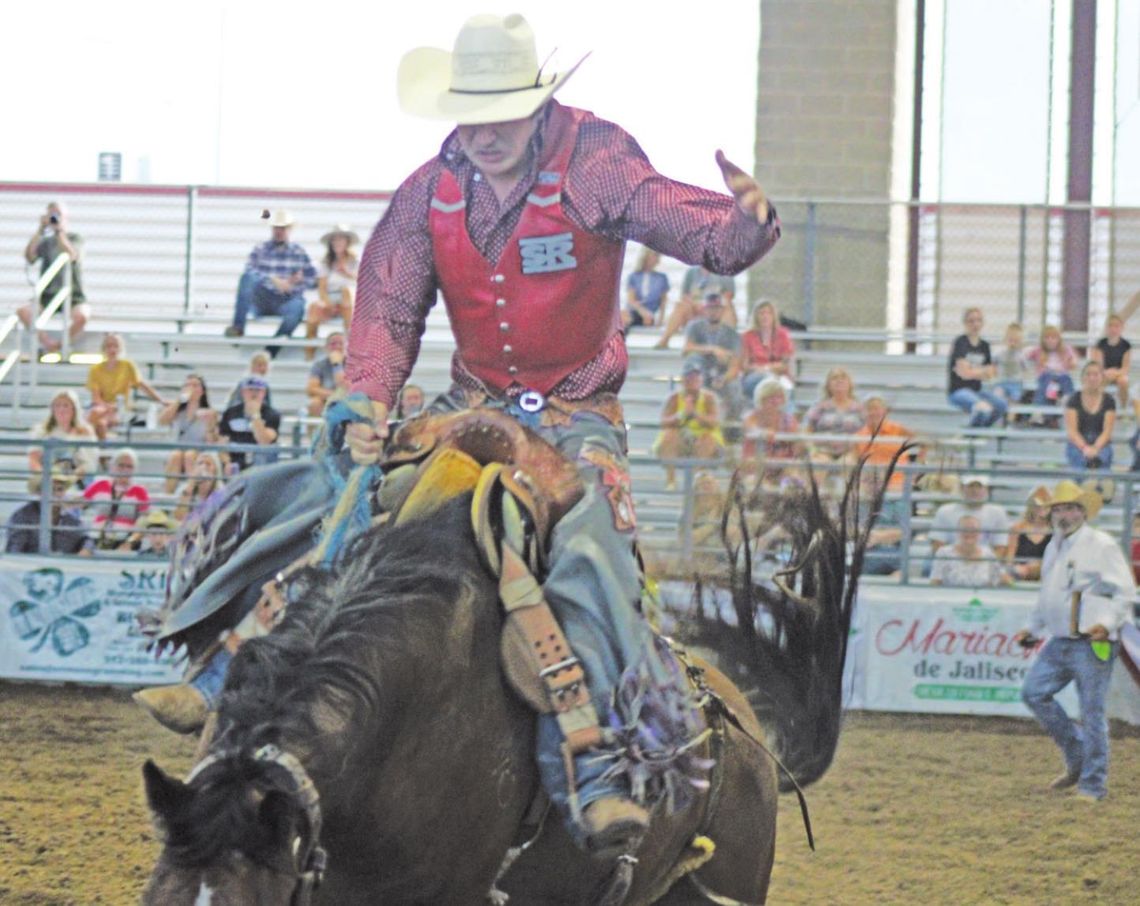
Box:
left=495, top=298, right=506, bottom=307
left=492, top=274, right=505, bottom=283
left=508, top=366, right=518, bottom=375
left=503, top=344, right=513, bottom=354
left=500, top=322, right=509, bottom=332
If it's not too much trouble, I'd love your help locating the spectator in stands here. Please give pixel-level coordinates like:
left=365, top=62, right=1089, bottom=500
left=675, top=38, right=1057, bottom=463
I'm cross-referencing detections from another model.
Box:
left=305, top=331, right=348, bottom=417
left=158, top=373, right=219, bottom=494
left=1090, top=313, right=1131, bottom=408
left=28, top=389, right=98, bottom=485
left=17, top=201, right=90, bottom=353
left=1005, top=485, right=1052, bottom=581
left=656, top=267, right=736, bottom=348
left=653, top=357, right=726, bottom=491
left=622, top=248, right=669, bottom=332
left=396, top=383, right=426, bottom=419
left=1026, top=324, right=1078, bottom=413
left=740, top=377, right=802, bottom=489
left=682, top=289, right=746, bottom=418
left=804, top=366, right=864, bottom=463
left=862, top=497, right=906, bottom=578
left=83, top=448, right=150, bottom=551
left=947, top=307, right=1006, bottom=427
left=1131, top=512, right=1140, bottom=585
left=304, top=225, right=359, bottom=360
left=85, top=333, right=168, bottom=443
left=851, top=395, right=915, bottom=493
left=740, top=299, right=796, bottom=403
left=119, top=508, right=178, bottom=556
left=226, top=350, right=274, bottom=409
left=1129, top=421, right=1140, bottom=473
left=1064, top=360, right=1115, bottom=473
left=224, top=210, right=317, bottom=358
left=5, top=462, right=88, bottom=555
left=930, top=514, right=1010, bottom=587
left=993, top=322, right=1033, bottom=408
left=174, top=451, right=224, bottom=521
left=929, top=474, right=1011, bottom=559
left=219, top=376, right=281, bottom=473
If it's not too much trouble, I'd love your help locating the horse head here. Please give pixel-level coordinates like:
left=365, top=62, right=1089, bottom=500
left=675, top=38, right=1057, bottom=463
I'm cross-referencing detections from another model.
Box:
left=142, top=745, right=325, bottom=906
left=143, top=494, right=539, bottom=903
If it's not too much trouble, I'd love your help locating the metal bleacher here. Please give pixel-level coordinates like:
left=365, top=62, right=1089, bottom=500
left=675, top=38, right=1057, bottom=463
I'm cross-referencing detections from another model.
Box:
left=3, top=183, right=1140, bottom=573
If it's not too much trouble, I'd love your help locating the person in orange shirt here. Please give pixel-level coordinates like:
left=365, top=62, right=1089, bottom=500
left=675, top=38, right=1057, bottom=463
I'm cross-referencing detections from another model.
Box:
left=851, top=395, right=916, bottom=492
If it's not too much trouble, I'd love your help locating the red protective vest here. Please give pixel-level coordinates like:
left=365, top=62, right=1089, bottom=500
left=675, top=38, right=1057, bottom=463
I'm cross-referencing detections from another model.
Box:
left=429, top=105, right=625, bottom=396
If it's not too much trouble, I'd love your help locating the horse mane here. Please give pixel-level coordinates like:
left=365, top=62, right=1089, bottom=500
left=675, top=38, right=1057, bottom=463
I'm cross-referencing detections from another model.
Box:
left=159, top=495, right=491, bottom=866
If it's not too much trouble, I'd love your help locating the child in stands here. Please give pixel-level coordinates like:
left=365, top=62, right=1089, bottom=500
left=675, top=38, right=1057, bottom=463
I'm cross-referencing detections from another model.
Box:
left=1026, top=324, right=1078, bottom=410
left=1091, top=313, right=1132, bottom=408
left=993, top=322, right=1033, bottom=407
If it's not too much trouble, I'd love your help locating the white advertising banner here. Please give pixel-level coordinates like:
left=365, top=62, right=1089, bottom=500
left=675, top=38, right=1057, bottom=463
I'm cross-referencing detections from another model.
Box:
left=851, top=585, right=1139, bottom=722
left=0, top=555, right=182, bottom=685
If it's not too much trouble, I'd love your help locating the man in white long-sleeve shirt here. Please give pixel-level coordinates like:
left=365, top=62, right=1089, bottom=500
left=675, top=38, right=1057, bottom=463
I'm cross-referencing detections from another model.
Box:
left=1015, top=480, right=1135, bottom=801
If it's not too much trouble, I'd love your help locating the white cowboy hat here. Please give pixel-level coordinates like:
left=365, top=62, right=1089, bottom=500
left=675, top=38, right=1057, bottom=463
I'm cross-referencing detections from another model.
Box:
left=267, top=210, right=295, bottom=228
left=397, top=13, right=588, bottom=125
left=320, top=224, right=360, bottom=246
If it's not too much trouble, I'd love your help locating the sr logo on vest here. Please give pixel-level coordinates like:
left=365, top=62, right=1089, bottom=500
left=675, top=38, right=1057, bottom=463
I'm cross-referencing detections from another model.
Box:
left=519, top=232, right=577, bottom=275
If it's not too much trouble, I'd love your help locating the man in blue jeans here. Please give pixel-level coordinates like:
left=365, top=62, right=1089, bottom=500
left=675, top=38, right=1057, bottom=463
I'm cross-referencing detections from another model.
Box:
left=1014, top=480, right=1134, bottom=801
left=225, top=209, right=317, bottom=357
left=947, top=306, right=1007, bottom=427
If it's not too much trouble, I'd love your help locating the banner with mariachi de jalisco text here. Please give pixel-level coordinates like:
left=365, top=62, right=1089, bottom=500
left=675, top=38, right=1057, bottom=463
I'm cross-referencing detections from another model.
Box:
left=850, top=585, right=1138, bottom=722
left=0, top=555, right=182, bottom=685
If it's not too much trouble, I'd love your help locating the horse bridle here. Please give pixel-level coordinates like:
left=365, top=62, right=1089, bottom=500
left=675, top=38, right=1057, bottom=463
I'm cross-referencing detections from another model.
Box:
left=186, top=743, right=327, bottom=906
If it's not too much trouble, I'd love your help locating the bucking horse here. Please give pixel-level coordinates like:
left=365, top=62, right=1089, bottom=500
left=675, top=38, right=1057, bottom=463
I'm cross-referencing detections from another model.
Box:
left=140, top=410, right=886, bottom=905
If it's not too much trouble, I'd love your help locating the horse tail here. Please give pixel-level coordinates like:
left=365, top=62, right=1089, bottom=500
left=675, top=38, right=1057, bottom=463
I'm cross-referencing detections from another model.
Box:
left=693, top=448, right=906, bottom=791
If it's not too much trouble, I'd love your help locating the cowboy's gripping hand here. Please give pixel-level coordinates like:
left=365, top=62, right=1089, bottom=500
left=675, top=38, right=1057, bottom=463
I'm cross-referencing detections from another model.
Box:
left=345, top=401, right=390, bottom=465
left=716, top=150, right=769, bottom=223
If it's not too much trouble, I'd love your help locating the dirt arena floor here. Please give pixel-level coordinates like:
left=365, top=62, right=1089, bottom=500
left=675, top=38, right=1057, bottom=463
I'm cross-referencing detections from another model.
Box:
left=1, top=682, right=1136, bottom=905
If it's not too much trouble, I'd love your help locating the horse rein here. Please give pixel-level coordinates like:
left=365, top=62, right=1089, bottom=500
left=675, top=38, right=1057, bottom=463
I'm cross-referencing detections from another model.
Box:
left=185, top=744, right=328, bottom=905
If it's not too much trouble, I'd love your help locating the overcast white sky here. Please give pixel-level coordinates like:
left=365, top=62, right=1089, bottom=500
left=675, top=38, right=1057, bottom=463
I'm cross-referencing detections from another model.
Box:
left=0, top=1, right=760, bottom=194
left=2, top=1, right=1137, bottom=203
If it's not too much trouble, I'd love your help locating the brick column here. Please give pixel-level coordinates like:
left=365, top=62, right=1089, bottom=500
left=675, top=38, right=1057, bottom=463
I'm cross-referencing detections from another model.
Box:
left=753, top=0, right=899, bottom=330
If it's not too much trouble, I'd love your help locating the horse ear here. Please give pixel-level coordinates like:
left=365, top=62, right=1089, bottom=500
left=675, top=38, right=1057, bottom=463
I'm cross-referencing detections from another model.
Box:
left=142, top=759, right=193, bottom=824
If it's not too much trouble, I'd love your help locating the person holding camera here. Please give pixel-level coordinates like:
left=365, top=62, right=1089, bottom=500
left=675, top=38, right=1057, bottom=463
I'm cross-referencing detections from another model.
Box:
left=1014, top=480, right=1134, bottom=801
left=17, top=201, right=90, bottom=352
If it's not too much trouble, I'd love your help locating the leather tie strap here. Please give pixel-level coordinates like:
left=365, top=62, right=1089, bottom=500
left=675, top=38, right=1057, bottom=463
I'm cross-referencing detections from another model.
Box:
left=498, top=544, right=603, bottom=753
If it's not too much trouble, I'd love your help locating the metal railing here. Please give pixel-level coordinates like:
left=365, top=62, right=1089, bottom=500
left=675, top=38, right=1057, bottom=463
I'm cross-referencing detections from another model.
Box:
left=2, top=436, right=309, bottom=557
left=4, top=433, right=1139, bottom=582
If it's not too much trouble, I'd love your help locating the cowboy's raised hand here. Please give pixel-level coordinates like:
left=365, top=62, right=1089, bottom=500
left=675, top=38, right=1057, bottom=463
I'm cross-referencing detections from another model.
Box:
left=716, top=150, right=769, bottom=223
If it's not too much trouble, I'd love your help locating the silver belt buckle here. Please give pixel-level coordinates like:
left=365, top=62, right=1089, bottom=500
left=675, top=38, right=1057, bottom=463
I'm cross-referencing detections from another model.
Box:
left=517, top=390, right=545, bottom=413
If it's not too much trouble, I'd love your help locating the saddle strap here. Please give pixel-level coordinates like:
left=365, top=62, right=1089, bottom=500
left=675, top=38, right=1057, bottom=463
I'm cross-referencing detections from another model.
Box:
left=498, top=543, right=603, bottom=753
left=470, top=464, right=604, bottom=754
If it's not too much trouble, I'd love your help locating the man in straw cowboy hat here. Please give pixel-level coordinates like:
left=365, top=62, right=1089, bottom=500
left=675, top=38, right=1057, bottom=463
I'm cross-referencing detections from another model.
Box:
left=343, top=13, right=779, bottom=854
left=6, top=461, right=88, bottom=555
left=1014, top=479, right=1135, bottom=801
left=225, top=209, right=317, bottom=358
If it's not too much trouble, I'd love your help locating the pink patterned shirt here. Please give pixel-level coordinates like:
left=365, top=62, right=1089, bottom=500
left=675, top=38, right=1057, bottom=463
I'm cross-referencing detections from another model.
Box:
left=347, top=101, right=781, bottom=408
